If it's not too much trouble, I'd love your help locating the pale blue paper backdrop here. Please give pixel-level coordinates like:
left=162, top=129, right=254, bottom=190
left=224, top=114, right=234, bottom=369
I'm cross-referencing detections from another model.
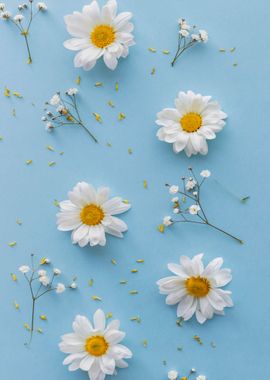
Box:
left=0, top=0, right=270, bottom=379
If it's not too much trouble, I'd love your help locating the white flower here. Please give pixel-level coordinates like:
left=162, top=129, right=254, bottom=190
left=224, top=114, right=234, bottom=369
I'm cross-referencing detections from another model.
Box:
left=45, top=122, right=54, bottom=131
left=197, top=376, right=206, bottom=380
left=169, top=185, right=179, bottom=194
left=168, top=370, right=178, bottom=380
left=191, top=34, right=200, bottom=41
left=157, top=253, right=233, bottom=324
left=38, top=269, right=47, bottom=276
left=185, top=178, right=197, bottom=191
left=1, top=10, right=11, bottom=19
left=63, top=0, right=135, bottom=71
left=189, top=204, right=200, bottom=215
left=70, top=282, right=77, bottom=289
left=49, top=94, right=60, bottom=106
left=156, top=91, right=227, bottom=157
left=37, top=2, right=47, bottom=11
left=193, top=191, right=198, bottom=196
left=19, top=265, right=30, bottom=274
left=39, top=275, right=50, bottom=286
left=56, top=283, right=66, bottom=293
left=0, top=3, right=5, bottom=11
left=163, top=216, right=172, bottom=226
left=59, top=309, right=132, bottom=380
left=57, top=182, right=131, bottom=247
left=200, top=169, right=211, bottom=178
left=199, top=29, right=208, bottom=42
left=53, top=268, right=61, bottom=275
left=13, top=14, right=24, bottom=22
left=173, top=208, right=179, bottom=214
left=66, top=88, right=78, bottom=96
left=180, top=29, right=189, bottom=37
left=171, top=197, right=179, bottom=203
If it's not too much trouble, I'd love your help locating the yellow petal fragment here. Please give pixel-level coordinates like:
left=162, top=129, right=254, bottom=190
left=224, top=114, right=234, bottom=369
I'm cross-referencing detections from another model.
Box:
left=157, top=224, right=165, bottom=233
left=46, top=145, right=54, bottom=151
left=13, top=301, right=20, bottom=310
left=151, top=67, right=156, bottom=75
left=129, top=290, right=138, bottom=295
left=48, top=161, right=56, bottom=167
left=128, top=148, right=133, bottom=155
left=131, top=269, right=138, bottom=273
left=11, top=273, right=17, bottom=281
left=115, top=82, right=119, bottom=91
left=24, top=323, right=31, bottom=331
left=91, top=295, right=102, bottom=301
left=106, top=312, right=113, bottom=319
left=111, top=259, right=117, bottom=265
left=88, top=278, right=94, bottom=287
left=93, top=112, right=102, bottom=123
left=16, top=219, right=22, bottom=225
left=8, top=241, right=17, bottom=247
left=230, top=47, right=236, bottom=52
left=107, top=100, right=115, bottom=108
left=136, top=259, right=144, bottom=263
left=219, top=48, right=226, bottom=52
left=162, top=50, right=170, bottom=54
left=75, top=76, right=81, bottom=85
left=13, top=91, right=23, bottom=98
left=4, top=87, right=10, bottom=97
left=148, top=47, right=156, bottom=52
left=120, top=280, right=127, bottom=284
left=194, top=335, right=203, bottom=345
left=39, top=315, right=47, bottom=321
left=143, top=180, right=148, bottom=189
left=95, top=82, right=103, bottom=87
left=37, top=328, right=43, bottom=333
left=118, top=112, right=126, bottom=121
left=25, top=159, right=32, bottom=165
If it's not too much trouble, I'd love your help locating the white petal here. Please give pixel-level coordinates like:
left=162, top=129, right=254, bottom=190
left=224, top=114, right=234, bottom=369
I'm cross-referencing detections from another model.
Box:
left=83, top=1, right=101, bottom=20
left=97, top=187, right=110, bottom=204
left=203, top=257, right=223, bottom=277
left=73, top=315, right=93, bottom=338
left=93, top=309, right=106, bottom=331
left=100, top=355, right=115, bottom=375
left=102, top=197, right=130, bottom=215
left=80, top=355, right=95, bottom=371
left=64, top=38, right=90, bottom=51
left=74, top=47, right=103, bottom=68
left=105, top=329, right=125, bottom=344
left=103, top=51, right=118, bottom=70
left=176, top=295, right=194, bottom=319
left=113, top=12, right=132, bottom=30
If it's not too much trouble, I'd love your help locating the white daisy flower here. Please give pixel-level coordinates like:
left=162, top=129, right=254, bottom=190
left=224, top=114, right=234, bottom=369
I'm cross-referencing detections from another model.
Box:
left=49, top=94, right=60, bottom=106
left=189, top=205, right=201, bottom=215
left=63, top=0, right=135, bottom=71
left=0, top=4, right=5, bottom=11
left=57, top=182, right=131, bottom=247
left=157, top=254, right=233, bottom=324
left=19, top=265, right=30, bottom=273
left=168, top=370, right=178, bottom=380
left=200, top=169, right=211, bottom=178
left=156, top=91, right=227, bottom=157
left=56, top=283, right=66, bottom=293
left=59, top=309, right=132, bottom=380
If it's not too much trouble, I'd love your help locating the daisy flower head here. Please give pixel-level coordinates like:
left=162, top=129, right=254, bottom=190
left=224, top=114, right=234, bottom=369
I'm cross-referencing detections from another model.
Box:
left=156, top=91, right=227, bottom=157
left=63, top=0, right=135, bottom=71
left=157, top=254, right=233, bottom=324
left=59, top=309, right=132, bottom=380
left=57, top=182, right=131, bottom=247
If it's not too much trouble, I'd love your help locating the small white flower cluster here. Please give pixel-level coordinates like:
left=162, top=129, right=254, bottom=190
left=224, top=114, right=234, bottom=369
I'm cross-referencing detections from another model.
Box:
left=162, top=168, right=212, bottom=227
left=37, top=2, right=47, bottom=11
left=171, top=18, right=208, bottom=66
left=178, top=18, right=208, bottom=43
left=42, top=89, right=79, bottom=132
left=168, top=369, right=205, bottom=380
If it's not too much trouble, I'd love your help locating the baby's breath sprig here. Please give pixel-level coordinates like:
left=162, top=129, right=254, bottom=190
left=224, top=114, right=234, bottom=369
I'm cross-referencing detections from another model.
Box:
left=0, top=1, right=47, bottom=64
left=18, top=254, right=77, bottom=345
left=171, top=18, right=208, bottom=67
left=168, top=368, right=201, bottom=380
left=42, top=88, right=98, bottom=143
left=161, top=167, right=243, bottom=244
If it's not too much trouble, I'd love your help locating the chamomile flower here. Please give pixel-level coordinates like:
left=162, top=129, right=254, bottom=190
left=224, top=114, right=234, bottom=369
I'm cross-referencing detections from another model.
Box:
left=156, top=91, right=227, bottom=157
left=59, top=309, right=132, bottom=380
left=157, top=254, right=233, bottom=324
left=57, top=182, right=131, bottom=247
left=168, top=370, right=178, bottom=380
left=63, top=0, right=135, bottom=71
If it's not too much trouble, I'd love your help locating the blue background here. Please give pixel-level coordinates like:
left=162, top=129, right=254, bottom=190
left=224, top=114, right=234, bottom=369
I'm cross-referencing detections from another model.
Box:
left=0, top=0, right=270, bottom=379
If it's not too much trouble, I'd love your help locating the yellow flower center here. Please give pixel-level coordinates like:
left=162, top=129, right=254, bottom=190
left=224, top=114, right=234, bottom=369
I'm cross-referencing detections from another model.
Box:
left=80, top=204, right=104, bottom=226
left=91, top=24, right=116, bottom=48
left=180, top=112, right=202, bottom=133
left=85, top=335, right=109, bottom=356
left=185, top=276, right=210, bottom=297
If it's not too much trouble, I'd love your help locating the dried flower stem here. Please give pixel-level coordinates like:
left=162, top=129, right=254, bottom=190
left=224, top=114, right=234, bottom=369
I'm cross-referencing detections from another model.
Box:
left=165, top=168, right=243, bottom=244
left=171, top=37, right=196, bottom=66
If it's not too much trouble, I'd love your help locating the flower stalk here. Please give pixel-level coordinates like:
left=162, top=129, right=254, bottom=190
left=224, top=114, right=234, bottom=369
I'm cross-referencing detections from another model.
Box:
left=162, top=167, right=243, bottom=244
left=1, top=1, right=48, bottom=64
left=171, top=18, right=208, bottom=67
left=43, top=89, right=98, bottom=143
left=19, top=254, right=77, bottom=346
